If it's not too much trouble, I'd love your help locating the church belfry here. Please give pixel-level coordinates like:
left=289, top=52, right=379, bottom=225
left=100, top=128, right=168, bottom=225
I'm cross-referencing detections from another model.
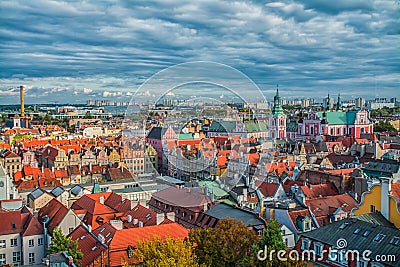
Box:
left=269, top=85, right=286, bottom=139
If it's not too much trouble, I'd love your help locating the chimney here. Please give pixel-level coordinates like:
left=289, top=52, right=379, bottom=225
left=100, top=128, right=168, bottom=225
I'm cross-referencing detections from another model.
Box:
left=88, top=225, right=92, bottom=232
left=20, top=85, right=25, bottom=117
left=52, top=166, right=54, bottom=172
left=98, top=234, right=105, bottom=244
left=156, top=213, right=164, bottom=225
left=127, top=215, right=132, bottom=223
left=381, top=178, right=391, bottom=220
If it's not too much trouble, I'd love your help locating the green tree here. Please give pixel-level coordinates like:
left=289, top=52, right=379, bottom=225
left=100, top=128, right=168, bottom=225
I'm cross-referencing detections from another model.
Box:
left=130, top=236, right=198, bottom=267
left=248, top=220, right=307, bottom=267
left=48, top=227, right=83, bottom=267
left=189, top=218, right=257, bottom=267
left=374, top=121, right=396, bottom=132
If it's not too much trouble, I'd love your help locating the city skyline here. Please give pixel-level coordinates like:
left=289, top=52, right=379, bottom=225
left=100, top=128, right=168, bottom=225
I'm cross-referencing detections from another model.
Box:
left=1, top=0, right=399, bottom=104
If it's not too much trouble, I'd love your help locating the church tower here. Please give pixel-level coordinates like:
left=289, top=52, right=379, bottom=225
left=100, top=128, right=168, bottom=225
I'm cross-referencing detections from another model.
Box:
left=269, top=85, right=286, bottom=139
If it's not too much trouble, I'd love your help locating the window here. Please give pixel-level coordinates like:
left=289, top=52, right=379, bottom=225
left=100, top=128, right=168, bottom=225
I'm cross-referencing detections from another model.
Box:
left=353, top=228, right=361, bottom=234
left=0, top=240, right=5, bottom=248
left=10, top=238, right=18, bottom=247
left=28, top=239, right=34, bottom=247
left=69, top=228, right=74, bottom=234
left=348, top=128, right=352, bottom=134
left=304, top=221, right=310, bottom=231
left=315, top=243, right=323, bottom=256
left=12, top=223, right=16, bottom=230
left=257, top=230, right=263, bottom=236
left=337, top=128, right=340, bottom=135
left=370, top=205, right=376, bottom=212
left=189, top=214, right=193, bottom=221
left=362, top=230, right=371, bottom=237
left=331, top=128, right=334, bottom=135
left=28, top=253, right=35, bottom=264
left=389, top=236, right=400, bottom=246
left=0, top=254, right=5, bottom=265
left=301, top=238, right=310, bottom=250
left=12, top=251, right=21, bottom=263
left=374, top=234, right=386, bottom=242
left=38, top=238, right=43, bottom=246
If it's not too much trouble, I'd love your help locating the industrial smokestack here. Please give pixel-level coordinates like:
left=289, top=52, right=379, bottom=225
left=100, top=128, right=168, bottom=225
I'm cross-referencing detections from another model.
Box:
left=20, top=85, right=25, bottom=117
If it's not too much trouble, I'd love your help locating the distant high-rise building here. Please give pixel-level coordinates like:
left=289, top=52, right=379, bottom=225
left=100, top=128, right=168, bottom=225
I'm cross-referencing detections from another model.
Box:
left=390, top=97, right=397, bottom=104
left=355, top=97, right=365, bottom=109
left=301, top=99, right=310, bottom=108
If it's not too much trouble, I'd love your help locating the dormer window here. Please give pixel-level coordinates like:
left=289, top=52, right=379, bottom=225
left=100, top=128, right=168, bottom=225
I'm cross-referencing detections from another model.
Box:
left=374, top=234, right=386, bottom=242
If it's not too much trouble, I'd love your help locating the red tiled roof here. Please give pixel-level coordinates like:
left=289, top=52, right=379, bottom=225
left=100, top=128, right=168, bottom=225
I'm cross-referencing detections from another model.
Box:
left=392, top=182, right=400, bottom=202
left=324, top=168, right=355, bottom=175
left=282, top=179, right=303, bottom=193
left=255, top=181, right=279, bottom=197
left=107, top=167, right=134, bottom=181
left=123, top=204, right=157, bottom=228
left=38, top=199, right=69, bottom=234
left=300, top=182, right=339, bottom=199
left=69, top=225, right=108, bottom=267
left=288, top=208, right=316, bottom=232
left=109, top=223, right=189, bottom=266
left=0, top=209, right=43, bottom=236
left=3, top=151, right=20, bottom=159
left=306, top=194, right=357, bottom=223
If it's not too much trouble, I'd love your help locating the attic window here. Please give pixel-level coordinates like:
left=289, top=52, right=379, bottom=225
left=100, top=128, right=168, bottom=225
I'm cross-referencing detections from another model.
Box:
left=12, top=223, right=16, bottom=229
left=353, top=228, right=361, bottom=234
left=80, top=235, right=86, bottom=240
left=105, top=232, right=111, bottom=238
left=389, top=237, right=400, bottom=246
left=100, top=228, right=105, bottom=233
left=374, top=234, right=386, bottom=242
left=91, top=246, right=97, bottom=251
left=362, top=230, right=371, bottom=237
left=339, top=222, right=349, bottom=229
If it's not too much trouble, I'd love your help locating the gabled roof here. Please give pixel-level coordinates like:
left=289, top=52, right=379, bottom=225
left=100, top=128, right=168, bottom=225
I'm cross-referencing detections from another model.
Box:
left=0, top=209, right=43, bottom=236
left=3, top=151, right=21, bottom=159
left=146, top=126, right=167, bottom=140
left=51, top=186, right=66, bottom=197
left=255, top=181, right=279, bottom=198
left=28, top=188, right=46, bottom=200
left=38, top=198, right=69, bottom=233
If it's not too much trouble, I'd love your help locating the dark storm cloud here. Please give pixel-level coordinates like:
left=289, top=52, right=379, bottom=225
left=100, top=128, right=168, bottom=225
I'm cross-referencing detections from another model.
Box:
left=0, top=0, right=399, bottom=104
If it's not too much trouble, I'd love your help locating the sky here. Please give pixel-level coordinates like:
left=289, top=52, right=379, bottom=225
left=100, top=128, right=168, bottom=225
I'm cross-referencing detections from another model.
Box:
left=0, top=0, right=399, bottom=104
